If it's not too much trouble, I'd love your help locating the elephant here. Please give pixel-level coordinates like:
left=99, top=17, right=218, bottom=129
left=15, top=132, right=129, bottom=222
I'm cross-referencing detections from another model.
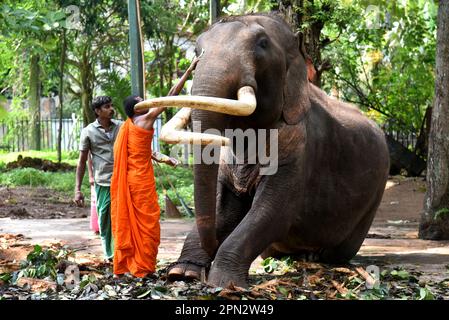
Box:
left=135, top=13, right=390, bottom=288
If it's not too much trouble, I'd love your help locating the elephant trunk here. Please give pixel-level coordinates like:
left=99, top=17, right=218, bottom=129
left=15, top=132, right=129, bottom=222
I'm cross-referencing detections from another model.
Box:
left=193, top=154, right=220, bottom=257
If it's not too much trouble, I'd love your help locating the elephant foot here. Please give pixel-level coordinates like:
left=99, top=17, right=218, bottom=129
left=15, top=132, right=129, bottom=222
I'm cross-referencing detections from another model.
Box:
left=167, top=260, right=209, bottom=282
left=207, top=266, right=248, bottom=289
left=167, top=226, right=213, bottom=282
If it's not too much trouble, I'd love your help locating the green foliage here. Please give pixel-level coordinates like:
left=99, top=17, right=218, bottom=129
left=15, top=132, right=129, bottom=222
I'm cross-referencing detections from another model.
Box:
left=418, top=286, right=435, bottom=300
left=434, top=208, right=449, bottom=220
left=359, top=285, right=390, bottom=300
left=79, top=273, right=97, bottom=290
left=0, top=150, right=79, bottom=166
left=17, top=244, right=72, bottom=281
left=154, top=164, right=194, bottom=215
left=261, top=256, right=295, bottom=274
left=0, top=0, right=67, bottom=98
left=100, top=71, right=131, bottom=119
left=321, top=0, right=437, bottom=134
left=134, top=1, right=208, bottom=99
left=1, top=167, right=48, bottom=187
left=390, top=269, right=410, bottom=280
left=223, top=0, right=275, bottom=14
left=0, top=168, right=90, bottom=197
left=0, top=157, right=193, bottom=213
left=0, top=98, right=30, bottom=149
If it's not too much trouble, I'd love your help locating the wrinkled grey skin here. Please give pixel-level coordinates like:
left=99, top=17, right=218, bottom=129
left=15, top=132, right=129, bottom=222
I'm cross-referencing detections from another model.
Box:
left=168, top=14, right=389, bottom=288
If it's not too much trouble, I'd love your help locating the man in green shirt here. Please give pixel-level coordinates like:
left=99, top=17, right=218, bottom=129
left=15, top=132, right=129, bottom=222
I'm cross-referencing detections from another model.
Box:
left=74, top=96, right=123, bottom=261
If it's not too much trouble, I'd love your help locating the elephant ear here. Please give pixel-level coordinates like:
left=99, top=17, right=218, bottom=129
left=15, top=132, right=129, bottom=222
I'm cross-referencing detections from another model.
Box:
left=282, top=54, right=311, bottom=125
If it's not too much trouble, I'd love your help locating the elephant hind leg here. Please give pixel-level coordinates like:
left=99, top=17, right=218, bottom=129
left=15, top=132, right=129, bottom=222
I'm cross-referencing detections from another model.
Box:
left=318, top=206, right=378, bottom=263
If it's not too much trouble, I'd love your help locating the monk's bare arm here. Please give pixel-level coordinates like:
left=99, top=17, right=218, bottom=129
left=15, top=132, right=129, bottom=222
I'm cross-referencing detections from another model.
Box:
left=135, top=57, right=200, bottom=131
left=167, top=56, right=199, bottom=96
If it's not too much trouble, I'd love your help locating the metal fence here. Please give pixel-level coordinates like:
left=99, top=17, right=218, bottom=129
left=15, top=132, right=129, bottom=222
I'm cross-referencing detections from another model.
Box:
left=0, top=117, right=81, bottom=152
left=1, top=116, right=417, bottom=155
left=0, top=116, right=161, bottom=153
left=384, top=129, right=418, bottom=151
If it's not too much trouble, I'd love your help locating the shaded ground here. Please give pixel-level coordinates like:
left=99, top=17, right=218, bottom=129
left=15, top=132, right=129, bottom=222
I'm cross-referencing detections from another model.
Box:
left=1, top=176, right=449, bottom=300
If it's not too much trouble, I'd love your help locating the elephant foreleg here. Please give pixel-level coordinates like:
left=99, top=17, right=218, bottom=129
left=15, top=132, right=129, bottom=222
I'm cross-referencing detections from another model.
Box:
left=216, top=181, right=253, bottom=243
left=167, top=225, right=211, bottom=281
left=208, top=168, right=301, bottom=288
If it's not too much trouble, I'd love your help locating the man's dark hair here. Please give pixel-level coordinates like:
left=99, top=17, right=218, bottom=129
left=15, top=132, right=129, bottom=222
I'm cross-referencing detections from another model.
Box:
left=123, top=95, right=141, bottom=118
left=91, top=96, right=112, bottom=117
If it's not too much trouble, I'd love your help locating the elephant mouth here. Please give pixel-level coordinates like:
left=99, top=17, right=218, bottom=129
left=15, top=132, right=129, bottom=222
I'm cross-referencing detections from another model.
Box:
left=134, top=86, right=256, bottom=146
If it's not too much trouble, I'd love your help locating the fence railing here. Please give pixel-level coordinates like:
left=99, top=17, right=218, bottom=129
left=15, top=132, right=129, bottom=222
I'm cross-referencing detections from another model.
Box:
left=1, top=116, right=417, bottom=156
left=0, top=116, right=162, bottom=153
left=0, top=117, right=82, bottom=152
left=384, top=129, right=418, bottom=152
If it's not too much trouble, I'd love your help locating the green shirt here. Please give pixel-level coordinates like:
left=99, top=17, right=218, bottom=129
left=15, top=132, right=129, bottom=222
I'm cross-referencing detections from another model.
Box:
left=79, top=119, right=123, bottom=186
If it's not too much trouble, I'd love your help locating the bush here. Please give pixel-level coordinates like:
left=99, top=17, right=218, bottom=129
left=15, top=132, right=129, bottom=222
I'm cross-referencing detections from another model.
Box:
left=154, top=164, right=194, bottom=216
left=1, top=167, right=49, bottom=187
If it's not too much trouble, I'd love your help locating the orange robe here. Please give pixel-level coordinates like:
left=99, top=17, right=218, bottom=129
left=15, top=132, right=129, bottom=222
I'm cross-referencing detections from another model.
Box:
left=111, top=119, right=160, bottom=277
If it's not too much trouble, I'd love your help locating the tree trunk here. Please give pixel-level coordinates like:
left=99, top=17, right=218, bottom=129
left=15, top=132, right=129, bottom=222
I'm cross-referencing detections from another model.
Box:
left=57, top=30, right=67, bottom=163
left=277, top=0, right=329, bottom=87
left=29, top=54, right=41, bottom=150
left=209, top=0, right=220, bottom=24
left=414, top=105, right=432, bottom=159
left=419, top=1, right=449, bottom=240
left=128, top=0, right=146, bottom=98
left=80, top=55, right=95, bottom=125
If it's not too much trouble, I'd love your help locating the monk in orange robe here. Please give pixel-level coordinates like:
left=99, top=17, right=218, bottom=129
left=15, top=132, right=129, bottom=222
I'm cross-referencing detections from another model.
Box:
left=111, top=58, right=199, bottom=278
left=111, top=96, right=176, bottom=278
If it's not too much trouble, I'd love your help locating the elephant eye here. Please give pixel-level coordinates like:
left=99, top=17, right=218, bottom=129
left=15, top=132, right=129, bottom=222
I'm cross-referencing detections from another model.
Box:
left=256, top=37, right=268, bottom=49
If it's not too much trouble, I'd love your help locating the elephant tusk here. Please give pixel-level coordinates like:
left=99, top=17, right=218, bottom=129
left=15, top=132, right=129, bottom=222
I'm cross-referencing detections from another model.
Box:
left=134, top=86, right=257, bottom=116
left=160, top=107, right=230, bottom=146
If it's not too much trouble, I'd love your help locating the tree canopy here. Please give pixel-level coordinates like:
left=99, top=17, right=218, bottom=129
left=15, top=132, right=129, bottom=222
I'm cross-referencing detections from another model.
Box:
left=0, top=0, right=438, bottom=154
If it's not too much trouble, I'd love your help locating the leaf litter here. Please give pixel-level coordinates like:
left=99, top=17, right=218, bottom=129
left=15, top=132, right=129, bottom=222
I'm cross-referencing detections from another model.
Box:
left=1, top=244, right=448, bottom=300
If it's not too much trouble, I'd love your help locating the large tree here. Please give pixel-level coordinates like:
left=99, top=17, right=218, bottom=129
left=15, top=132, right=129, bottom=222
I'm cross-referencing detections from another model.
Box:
left=419, top=0, right=449, bottom=240
left=61, top=0, right=128, bottom=125
left=0, top=0, right=66, bottom=150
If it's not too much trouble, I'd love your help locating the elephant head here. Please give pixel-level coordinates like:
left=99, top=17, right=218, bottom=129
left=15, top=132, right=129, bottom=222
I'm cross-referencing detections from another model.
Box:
left=136, top=14, right=311, bottom=256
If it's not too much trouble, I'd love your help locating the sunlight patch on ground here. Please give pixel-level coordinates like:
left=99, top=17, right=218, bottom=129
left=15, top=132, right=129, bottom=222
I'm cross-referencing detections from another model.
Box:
left=385, top=180, right=399, bottom=190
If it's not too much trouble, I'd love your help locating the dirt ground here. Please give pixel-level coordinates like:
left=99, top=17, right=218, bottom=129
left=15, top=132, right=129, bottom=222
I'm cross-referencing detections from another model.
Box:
left=0, top=186, right=88, bottom=219
left=1, top=176, right=449, bottom=299
left=0, top=176, right=439, bottom=264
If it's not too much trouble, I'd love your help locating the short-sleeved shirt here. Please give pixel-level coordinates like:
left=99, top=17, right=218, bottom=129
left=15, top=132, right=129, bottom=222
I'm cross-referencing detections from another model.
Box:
left=79, top=119, right=123, bottom=186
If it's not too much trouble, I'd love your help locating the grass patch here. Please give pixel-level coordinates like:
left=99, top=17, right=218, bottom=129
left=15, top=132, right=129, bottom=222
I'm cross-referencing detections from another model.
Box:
left=0, top=163, right=194, bottom=213
left=0, top=149, right=194, bottom=214
left=0, top=150, right=79, bottom=166
left=0, top=167, right=90, bottom=198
